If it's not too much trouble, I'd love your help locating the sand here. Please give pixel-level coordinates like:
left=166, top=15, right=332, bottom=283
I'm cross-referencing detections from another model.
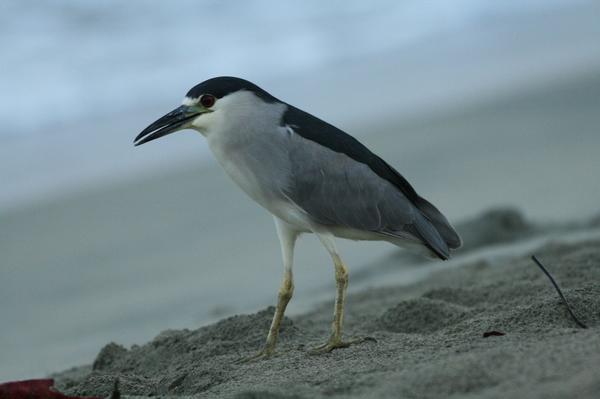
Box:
left=53, top=226, right=600, bottom=398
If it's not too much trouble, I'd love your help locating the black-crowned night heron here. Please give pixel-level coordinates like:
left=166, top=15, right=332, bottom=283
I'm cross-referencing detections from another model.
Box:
left=134, top=76, right=461, bottom=358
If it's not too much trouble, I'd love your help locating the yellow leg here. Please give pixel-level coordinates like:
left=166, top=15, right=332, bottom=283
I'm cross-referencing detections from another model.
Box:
left=241, top=218, right=297, bottom=362
left=241, top=274, right=293, bottom=362
left=330, top=254, right=348, bottom=344
left=264, top=271, right=294, bottom=354
left=311, top=234, right=373, bottom=353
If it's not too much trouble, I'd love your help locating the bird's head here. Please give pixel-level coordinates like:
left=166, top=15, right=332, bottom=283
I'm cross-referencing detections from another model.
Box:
left=134, top=76, right=278, bottom=146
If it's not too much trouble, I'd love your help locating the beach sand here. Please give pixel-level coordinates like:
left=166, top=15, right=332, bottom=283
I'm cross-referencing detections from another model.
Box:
left=53, top=227, right=600, bottom=398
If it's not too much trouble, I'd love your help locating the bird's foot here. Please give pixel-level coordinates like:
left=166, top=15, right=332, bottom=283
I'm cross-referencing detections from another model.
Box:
left=308, top=336, right=376, bottom=354
left=237, top=348, right=275, bottom=363
left=237, top=342, right=295, bottom=363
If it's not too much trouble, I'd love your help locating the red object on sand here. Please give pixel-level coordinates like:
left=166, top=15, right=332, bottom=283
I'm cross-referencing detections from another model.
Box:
left=0, top=379, right=100, bottom=399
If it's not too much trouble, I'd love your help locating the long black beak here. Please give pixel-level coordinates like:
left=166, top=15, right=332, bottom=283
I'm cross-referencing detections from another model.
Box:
left=134, top=105, right=200, bottom=146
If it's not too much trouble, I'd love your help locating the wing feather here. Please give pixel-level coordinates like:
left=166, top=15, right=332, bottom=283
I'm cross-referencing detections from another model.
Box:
left=282, top=105, right=461, bottom=254
left=284, top=129, right=453, bottom=258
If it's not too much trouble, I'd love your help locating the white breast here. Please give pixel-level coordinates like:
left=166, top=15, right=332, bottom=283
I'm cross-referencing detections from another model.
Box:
left=209, top=139, right=269, bottom=204
left=209, top=136, right=312, bottom=231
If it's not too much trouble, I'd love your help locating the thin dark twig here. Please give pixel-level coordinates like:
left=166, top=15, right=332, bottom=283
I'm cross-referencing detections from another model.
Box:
left=110, top=378, right=120, bottom=399
left=531, top=255, right=587, bottom=329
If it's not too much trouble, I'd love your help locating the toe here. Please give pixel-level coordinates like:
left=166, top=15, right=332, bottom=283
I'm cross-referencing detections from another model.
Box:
left=308, top=336, right=376, bottom=355
left=237, top=349, right=274, bottom=363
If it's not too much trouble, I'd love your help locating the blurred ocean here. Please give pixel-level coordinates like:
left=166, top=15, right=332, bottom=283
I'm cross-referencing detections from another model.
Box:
left=1, top=0, right=600, bottom=382
left=1, top=0, right=599, bottom=211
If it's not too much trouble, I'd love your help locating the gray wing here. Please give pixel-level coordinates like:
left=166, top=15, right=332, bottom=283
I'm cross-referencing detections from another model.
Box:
left=283, top=133, right=451, bottom=259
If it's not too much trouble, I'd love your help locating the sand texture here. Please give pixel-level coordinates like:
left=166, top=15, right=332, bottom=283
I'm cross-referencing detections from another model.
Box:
left=54, top=234, right=600, bottom=398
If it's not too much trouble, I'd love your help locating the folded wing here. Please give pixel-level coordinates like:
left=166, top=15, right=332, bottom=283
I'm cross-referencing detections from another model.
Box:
left=282, top=105, right=461, bottom=259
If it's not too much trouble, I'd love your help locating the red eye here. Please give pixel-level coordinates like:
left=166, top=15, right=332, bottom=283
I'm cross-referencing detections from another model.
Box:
left=200, top=94, right=215, bottom=108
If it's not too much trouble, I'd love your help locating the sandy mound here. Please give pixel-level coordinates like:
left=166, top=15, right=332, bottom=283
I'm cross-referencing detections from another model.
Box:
left=53, top=234, right=600, bottom=398
left=378, top=298, right=470, bottom=333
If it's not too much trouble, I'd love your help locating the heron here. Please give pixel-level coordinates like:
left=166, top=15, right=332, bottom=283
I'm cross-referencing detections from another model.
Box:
left=134, top=76, right=461, bottom=358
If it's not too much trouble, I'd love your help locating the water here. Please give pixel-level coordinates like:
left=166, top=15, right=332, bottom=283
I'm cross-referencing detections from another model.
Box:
left=1, top=0, right=599, bottom=210
left=1, top=0, right=508, bottom=134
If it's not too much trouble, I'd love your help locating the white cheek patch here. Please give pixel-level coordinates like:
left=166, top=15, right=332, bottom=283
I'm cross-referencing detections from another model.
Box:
left=182, top=96, right=199, bottom=106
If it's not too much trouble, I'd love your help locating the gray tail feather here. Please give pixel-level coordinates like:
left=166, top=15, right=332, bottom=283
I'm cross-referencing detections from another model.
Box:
left=414, top=197, right=462, bottom=250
